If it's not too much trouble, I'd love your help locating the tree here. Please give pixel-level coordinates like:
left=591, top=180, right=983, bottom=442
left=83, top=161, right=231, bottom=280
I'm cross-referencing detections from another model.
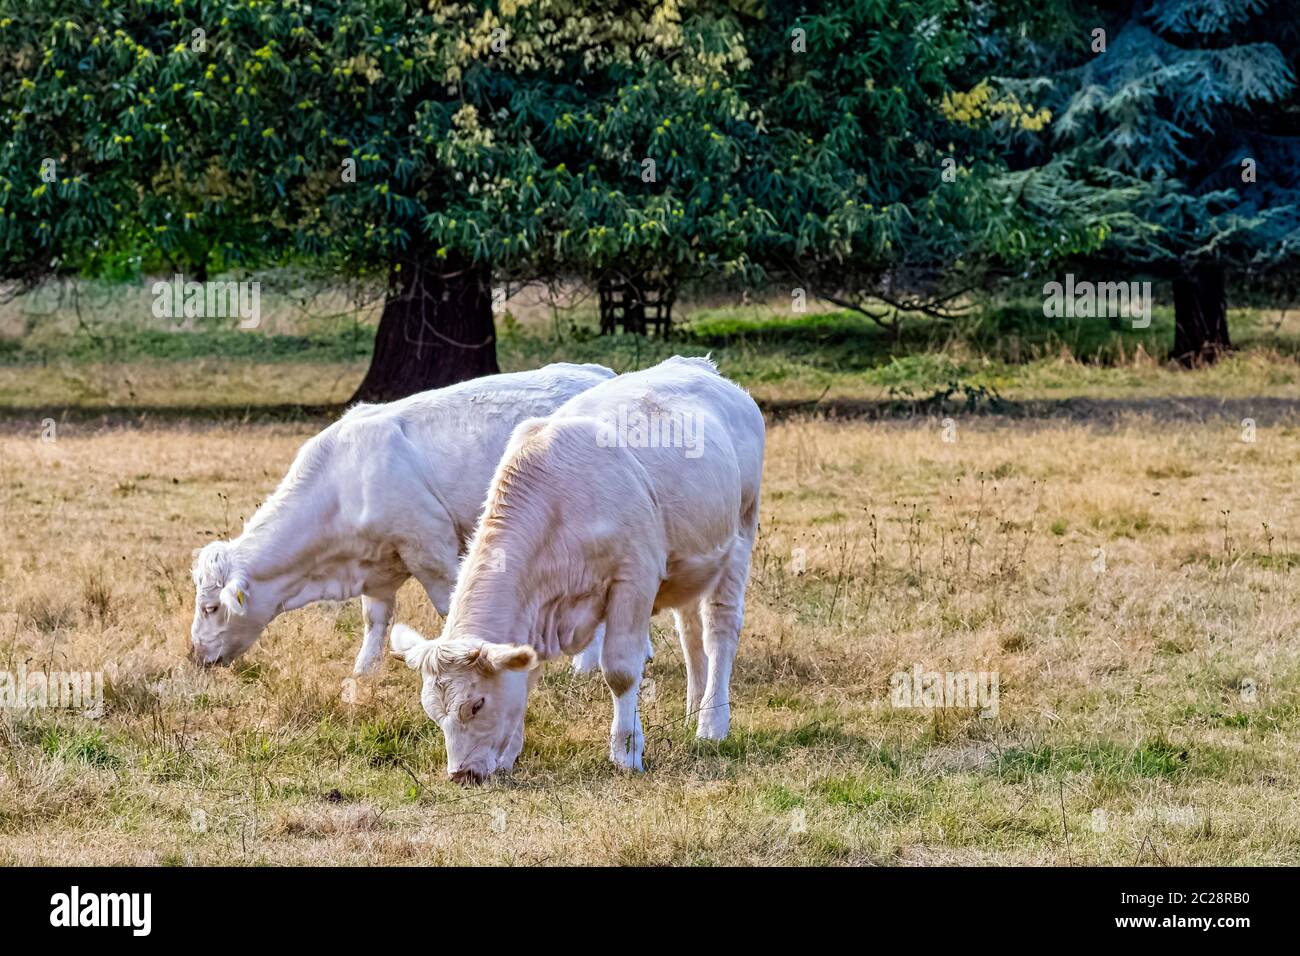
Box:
left=1031, top=0, right=1300, bottom=363
left=0, top=0, right=773, bottom=400
left=708, top=0, right=1138, bottom=335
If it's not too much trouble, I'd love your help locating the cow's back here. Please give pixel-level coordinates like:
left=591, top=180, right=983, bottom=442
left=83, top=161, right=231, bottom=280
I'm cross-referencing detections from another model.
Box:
left=328, top=364, right=614, bottom=538
left=551, top=356, right=764, bottom=556
left=555, top=356, right=763, bottom=484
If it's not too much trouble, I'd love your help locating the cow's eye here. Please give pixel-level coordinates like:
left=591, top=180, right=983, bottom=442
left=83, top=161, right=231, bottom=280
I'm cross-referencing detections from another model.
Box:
left=203, top=604, right=218, bottom=616
left=459, top=697, right=486, bottom=722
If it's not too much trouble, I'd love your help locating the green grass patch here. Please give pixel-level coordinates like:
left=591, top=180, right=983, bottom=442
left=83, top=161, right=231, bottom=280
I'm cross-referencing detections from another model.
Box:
left=704, top=720, right=853, bottom=760
left=343, top=715, right=441, bottom=768
left=994, top=738, right=1191, bottom=781
left=39, top=726, right=121, bottom=768
left=815, top=775, right=923, bottom=815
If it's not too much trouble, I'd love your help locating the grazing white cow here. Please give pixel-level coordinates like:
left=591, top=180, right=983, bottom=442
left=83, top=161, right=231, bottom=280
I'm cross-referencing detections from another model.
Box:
left=189, top=363, right=615, bottom=672
left=391, top=355, right=765, bottom=782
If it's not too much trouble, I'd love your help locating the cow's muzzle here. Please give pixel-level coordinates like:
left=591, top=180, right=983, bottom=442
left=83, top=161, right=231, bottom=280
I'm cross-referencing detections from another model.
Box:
left=188, top=646, right=224, bottom=668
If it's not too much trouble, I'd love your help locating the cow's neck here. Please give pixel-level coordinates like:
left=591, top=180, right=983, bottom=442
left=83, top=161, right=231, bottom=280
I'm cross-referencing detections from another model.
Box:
left=230, top=494, right=353, bottom=615
left=449, top=527, right=600, bottom=660
left=273, top=564, right=367, bottom=614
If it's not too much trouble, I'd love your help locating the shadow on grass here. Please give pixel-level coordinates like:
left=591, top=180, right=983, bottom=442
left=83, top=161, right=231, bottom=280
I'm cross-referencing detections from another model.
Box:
left=8, top=393, right=1300, bottom=434
left=762, top=394, right=1300, bottom=424
left=665, top=720, right=897, bottom=771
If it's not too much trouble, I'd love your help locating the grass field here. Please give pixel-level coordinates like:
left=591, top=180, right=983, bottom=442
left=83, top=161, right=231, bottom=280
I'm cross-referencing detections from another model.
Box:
left=2, top=290, right=1299, bottom=865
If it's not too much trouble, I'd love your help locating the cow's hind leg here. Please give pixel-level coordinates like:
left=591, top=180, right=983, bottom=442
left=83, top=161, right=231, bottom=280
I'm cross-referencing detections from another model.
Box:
left=698, top=536, right=754, bottom=740
left=571, top=623, right=604, bottom=674
left=355, top=587, right=397, bottom=675
left=674, top=601, right=707, bottom=725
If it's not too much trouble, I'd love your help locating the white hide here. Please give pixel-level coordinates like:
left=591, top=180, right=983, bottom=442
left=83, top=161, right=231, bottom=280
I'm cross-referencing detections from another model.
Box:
left=394, top=355, right=765, bottom=781
left=190, top=363, right=615, bottom=672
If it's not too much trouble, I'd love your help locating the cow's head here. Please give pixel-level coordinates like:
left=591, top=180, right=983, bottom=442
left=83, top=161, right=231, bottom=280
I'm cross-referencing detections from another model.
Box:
left=390, top=623, right=538, bottom=784
left=189, top=541, right=271, bottom=665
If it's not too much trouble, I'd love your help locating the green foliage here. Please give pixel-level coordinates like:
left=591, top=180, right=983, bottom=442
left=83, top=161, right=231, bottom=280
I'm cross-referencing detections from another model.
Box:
left=0, top=1, right=785, bottom=286
left=1023, top=0, right=1300, bottom=272
left=0, top=0, right=1121, bottom=304
left=746, top=1, right=1104, bottom=310
left=2, top=0, right=1294, bottom=324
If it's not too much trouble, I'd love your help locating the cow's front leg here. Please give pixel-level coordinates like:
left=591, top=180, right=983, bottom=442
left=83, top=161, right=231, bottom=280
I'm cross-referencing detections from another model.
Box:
left=418, top=578, right=451, bottom=618
left=605, top=666, right=645, bottom=772
left=601, top=591, right=652, bottom=771
left=573, top=623, right=653, bottom=675
left=354, top=590, right=396, bottom=675
left=400, top=544, right=455, bottom=618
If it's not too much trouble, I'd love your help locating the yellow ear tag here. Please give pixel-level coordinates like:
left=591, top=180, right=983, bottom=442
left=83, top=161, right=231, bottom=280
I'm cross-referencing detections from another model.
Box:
left=236, top=590, right=245, bottom=606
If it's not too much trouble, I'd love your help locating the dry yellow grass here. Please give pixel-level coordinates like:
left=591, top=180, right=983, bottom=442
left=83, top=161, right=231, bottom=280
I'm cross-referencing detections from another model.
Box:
left=2, top=411, right=1299, bottom=864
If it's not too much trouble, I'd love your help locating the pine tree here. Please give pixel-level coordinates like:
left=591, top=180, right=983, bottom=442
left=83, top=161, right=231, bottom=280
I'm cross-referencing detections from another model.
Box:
left=1042, top=0, right=1300, bottom=363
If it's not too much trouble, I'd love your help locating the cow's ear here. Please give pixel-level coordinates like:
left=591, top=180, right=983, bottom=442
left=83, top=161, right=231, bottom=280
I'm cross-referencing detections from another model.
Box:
left=480, top=643, right=538, bottom=674
left=390, top=624, right=433, bottom=670
left=219, top=576, right=249, bottom=617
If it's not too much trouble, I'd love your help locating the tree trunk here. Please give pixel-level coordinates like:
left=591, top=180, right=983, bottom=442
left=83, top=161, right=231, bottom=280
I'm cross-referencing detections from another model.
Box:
left=1172, top=262, right=1230, bottom=366
left=349, top=248, right=498, bottom=404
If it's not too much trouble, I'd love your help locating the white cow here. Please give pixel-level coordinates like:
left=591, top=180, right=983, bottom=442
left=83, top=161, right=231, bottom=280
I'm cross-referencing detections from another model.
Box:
left=391, top=355, right=765, bottom=782
left=190, top=363, right=615, bottom=672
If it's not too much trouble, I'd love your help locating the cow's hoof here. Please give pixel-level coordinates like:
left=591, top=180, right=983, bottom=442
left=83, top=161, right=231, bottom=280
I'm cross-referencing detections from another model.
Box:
left=353, top=651, right=384, bottom=676
left=696, top=711, right=730, bottom=741
left=609, top=730, right=645, bottom=772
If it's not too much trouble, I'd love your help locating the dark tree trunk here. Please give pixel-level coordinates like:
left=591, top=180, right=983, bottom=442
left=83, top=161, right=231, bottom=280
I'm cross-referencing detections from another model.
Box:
left=1172, top=262, right=1230, bottom=366
left=350, top=247, right=498, bottom=404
